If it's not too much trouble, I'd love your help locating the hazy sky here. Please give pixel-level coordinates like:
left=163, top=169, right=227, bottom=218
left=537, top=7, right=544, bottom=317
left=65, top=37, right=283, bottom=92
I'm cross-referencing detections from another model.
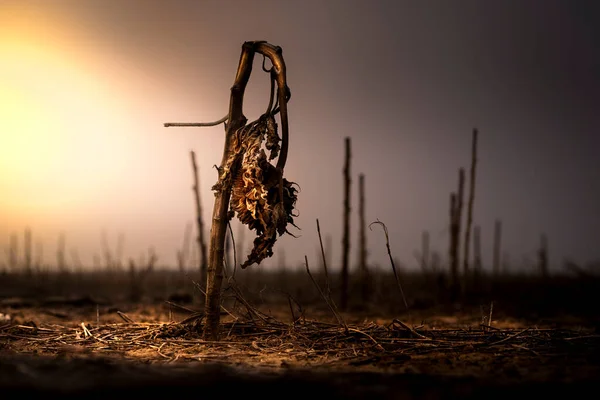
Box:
left=1, top=0, right=599, bottom=273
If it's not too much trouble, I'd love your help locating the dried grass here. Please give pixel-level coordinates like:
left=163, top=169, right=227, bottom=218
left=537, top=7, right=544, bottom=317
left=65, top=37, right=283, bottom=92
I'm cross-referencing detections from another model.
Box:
left=2, top=307, right=597, bottom=367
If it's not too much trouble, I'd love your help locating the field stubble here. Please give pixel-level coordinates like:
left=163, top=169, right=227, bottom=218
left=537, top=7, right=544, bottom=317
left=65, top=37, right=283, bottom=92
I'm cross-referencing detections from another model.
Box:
left=0, top=268, right=599, bottom=399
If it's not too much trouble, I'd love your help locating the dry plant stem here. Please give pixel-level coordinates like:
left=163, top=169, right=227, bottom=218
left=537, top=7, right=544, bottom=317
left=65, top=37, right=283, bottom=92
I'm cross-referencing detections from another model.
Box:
left=116, top=311, right=135, bottom=324
left=225, top=280, right=270, bottom=326
left=176, top=223, right=192, bottom=273
left=24, top=228, right=32, bottom=274
left=203, top=41, right=291, bottom=341
left=8, top=234, right=17, bottom=271
left=190, top=151, right=208, bottom=285
left=115, top=233, right=124, bottom=269
left=448, top=168, right=464, bottom=301
left=358, top=174, right=369, bottom=302
left=226, top=222, right=237, bottom=279
left=235, top=223, right=246, bottom=271
left=538, top=234, right=548, bottom=277
left=392, top=319, right=429, bottom=340
left=473, top=225, right=482, bottom=273
left=493, top=219, right=502, bottom=276
left=287, top=296, right=297, bottom=323
left=345, top=327, right=385, bottom=351
left=369, top=220, right=409, bottom=311
left=224, top=228, right=232, bottom=273
left=164, top=114, right=228, bottom=128
left=304, top=255, right=347, bottom=331
left=164, top=300, right=197, bottom=314
left=340, top=137, right=352, bottom=311
left=164, top=42, right=292, bottom=340
left=101, top=231, right=115, bottom=270
left=485, top=327, right=531, bottom=347
left=421, top=230, right=430, bottom=273
left=449, top=194, right=457, bottom=289
left=462, top=128, right=478, bottom=280
left=57, top=232, right=66, bottom=272
left=316, top=219, right=332, bottom=297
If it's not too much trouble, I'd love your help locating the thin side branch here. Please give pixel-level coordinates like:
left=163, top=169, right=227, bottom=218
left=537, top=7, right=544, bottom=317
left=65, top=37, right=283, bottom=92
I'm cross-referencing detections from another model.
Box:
left=369, top=219, right=409, bottom=311
left=305, top=255, right=347, bottom=331
left=316, top=218, right=332, bottom=297
left=164, top=114, right=228, bottom=128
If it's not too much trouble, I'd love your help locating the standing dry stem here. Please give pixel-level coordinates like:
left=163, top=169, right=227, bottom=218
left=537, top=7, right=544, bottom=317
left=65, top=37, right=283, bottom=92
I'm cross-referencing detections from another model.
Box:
left=456, top=168, right=465, bottom=271
left=57, top=232, right=67, bottom=273
left=449, top=168, right=465, bottom=301
left=24, top=228, right=32, bottom=274
left=304, top=254, right=346, bottom=330
left=358, top=173, right=369, bottom=303
left=538, top=233, right=548, bottom=277
left=369, top=219, right=408, bottom=311
left=8, top=234, right=18, bottom=271
left=462, top=128, right=478, bottom=281
left=340, top=137, right=352, bottom=311
left=493, top=219, right=502, bottom=276
left=473, top=225, right=482, bottom=273
left=316, top=218, right=332, bottom=298
left=420, top=230, right=430, bottom=273
left=190, top=150, right=208, bottom=286
left=164, top=41, right=295, bottom=341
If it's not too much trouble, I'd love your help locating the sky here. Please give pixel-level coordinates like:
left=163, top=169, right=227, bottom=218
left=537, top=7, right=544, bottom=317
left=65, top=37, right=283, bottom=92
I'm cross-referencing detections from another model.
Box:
left=1, top=0, right=599, bottom=273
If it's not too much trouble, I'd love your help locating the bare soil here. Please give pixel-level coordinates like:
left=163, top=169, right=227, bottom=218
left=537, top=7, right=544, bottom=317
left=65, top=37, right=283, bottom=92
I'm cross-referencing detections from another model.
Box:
left=1, top=295, right=599, bottom=399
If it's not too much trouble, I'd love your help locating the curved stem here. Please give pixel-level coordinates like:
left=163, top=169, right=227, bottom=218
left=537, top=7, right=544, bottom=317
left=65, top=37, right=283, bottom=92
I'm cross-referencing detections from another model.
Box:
left=266, top=70, right=275, bottom=115
left=253, top=42, right=291, bottom=172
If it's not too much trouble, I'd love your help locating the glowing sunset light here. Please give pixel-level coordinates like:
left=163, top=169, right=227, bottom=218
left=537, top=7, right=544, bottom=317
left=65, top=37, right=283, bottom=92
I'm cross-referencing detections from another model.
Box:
left=0, top=3, right=228, bottom=266
left=0, top=1, right=598, bottom=271
left=1, top=35, right=129, bottom=214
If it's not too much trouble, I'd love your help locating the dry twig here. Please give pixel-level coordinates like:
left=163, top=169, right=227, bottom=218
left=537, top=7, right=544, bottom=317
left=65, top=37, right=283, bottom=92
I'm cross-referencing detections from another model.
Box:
left=369, top=219, right=409, bottom=311
left=304, top=256, right=347, bottom=332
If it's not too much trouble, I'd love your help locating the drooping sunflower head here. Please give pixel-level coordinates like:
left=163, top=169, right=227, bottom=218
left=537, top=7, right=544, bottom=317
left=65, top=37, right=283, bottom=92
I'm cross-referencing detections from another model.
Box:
left=228, top=114, right=299, bottom=268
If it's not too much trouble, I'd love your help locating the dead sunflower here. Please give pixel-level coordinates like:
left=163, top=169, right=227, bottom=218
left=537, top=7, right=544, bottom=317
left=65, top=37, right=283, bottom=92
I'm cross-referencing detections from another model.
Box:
left=219, top=113, right=299, bottom=268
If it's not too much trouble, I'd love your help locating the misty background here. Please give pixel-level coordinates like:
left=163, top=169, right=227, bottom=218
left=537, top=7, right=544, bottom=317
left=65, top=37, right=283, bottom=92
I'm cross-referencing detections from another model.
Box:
left=1, top=0, right=599, bottom=273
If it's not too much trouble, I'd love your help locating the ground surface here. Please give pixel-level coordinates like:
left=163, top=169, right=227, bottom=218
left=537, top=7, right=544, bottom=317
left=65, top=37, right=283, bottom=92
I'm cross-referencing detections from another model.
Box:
left=1, top=295, right=599, bottom=399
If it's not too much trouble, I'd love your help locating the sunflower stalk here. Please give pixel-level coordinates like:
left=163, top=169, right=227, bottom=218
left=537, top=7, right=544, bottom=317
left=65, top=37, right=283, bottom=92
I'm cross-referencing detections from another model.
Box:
left=165, top=41, right=297, bottom=341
